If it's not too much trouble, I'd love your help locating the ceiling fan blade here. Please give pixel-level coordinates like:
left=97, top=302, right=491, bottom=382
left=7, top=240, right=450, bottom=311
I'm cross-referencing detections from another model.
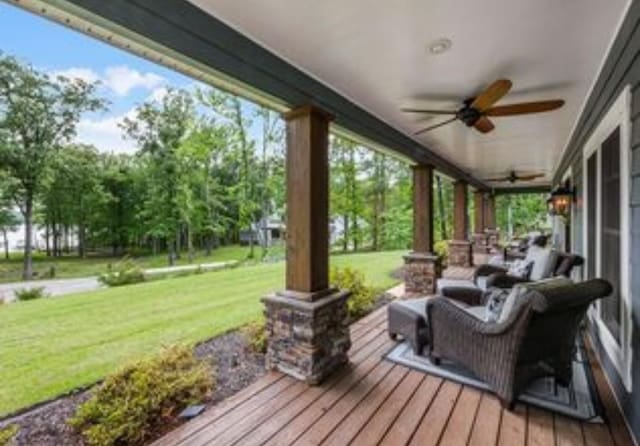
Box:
left=473, top=116, right=495, bottom=133
left=484, top=176, right=511, bottom=182
left=516, top=173, right=546, bottom=181
left=414, top=117, right=457, bottom=135
left=401, top=108, right=457, bottom=115
left=471, top=79, right=512, bottom=111
left=485, top=100, right=565, bottom=117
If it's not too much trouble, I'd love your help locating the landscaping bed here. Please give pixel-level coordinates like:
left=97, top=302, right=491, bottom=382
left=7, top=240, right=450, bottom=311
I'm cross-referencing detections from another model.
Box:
left=0, top=331, right=266, bottom=446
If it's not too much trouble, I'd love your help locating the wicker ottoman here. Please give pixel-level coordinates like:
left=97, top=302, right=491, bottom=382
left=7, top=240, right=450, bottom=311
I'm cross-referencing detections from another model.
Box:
left=387, top=298, right=429, bottom=355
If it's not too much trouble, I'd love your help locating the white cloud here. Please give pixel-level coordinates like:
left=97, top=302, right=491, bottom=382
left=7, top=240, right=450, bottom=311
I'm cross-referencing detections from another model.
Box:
left=50, top=65, right=166, bottom=97
left=147, top=86, right=169, bottom=103
left=51, top=67, right=100, bottom=84
left=103, top=66, right=165, bottom=96
left=76, top=110, right=137, bottom=154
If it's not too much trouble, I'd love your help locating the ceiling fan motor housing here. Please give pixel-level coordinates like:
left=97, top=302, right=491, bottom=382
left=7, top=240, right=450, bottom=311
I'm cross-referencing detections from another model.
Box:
left=457, top=106, right=481, bottom=127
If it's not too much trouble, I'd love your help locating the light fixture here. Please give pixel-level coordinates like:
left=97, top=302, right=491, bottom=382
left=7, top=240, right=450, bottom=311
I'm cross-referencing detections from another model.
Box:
left=428, top=38, right=452, bottom=55
left=547, top=186, right=575, bottom=217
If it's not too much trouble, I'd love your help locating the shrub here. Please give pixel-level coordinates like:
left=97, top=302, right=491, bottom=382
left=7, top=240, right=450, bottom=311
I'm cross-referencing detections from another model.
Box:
left=242, top=319, right=267, bottom=354
left=69, top=345, right=214, bottom=446
left=14, top=287, right=48, bottom=301
left=434, top=240, right=449, bottom=265
left=98, top=257, right=145, bottom=287
left=330, top=267, right=377, bottom=320
left=0, top=424, right=18, bottom=446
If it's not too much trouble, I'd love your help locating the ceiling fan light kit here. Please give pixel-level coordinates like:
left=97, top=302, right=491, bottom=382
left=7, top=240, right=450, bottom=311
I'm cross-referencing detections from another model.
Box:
left=403, top=78, right=565, bottom=135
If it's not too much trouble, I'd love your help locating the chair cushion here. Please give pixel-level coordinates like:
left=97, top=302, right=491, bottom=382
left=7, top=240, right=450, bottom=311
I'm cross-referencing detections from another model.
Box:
left=508, top=259, right=533, bottom=279
left=393, top=297, right=429, bottom=315
left=463, top=305, right=487, bottom=321
left=525, top=246, right=558, bottom=281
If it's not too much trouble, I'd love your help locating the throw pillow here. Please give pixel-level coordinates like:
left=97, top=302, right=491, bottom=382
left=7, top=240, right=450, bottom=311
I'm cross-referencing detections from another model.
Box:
left=508, top=259, right=533, bottom=279
left=497, top=285, right=528, bottom=324
left=526, top=246, right=558, bottom=281
left=484, top=287, right=510, bottom=322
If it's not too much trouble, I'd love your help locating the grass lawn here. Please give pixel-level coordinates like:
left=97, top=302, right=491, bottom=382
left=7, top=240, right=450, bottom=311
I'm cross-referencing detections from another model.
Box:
left=0, top=245, right=250, bottom=283
left=0, top=250, right=403, bottom=416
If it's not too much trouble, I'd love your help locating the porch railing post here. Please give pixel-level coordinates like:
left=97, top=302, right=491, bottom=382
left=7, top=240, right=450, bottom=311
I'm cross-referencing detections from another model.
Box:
left=404, top=164, right=441, bottom=295
left=262, top=105, right=351, bottom=384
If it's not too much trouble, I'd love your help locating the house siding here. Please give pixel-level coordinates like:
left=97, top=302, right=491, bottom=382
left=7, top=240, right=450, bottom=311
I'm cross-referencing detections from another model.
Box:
left=554, top=2, right=640, bottom=443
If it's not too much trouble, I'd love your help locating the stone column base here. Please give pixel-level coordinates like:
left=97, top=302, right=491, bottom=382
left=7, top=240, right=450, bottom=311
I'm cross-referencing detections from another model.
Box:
left=485, top=229, right=500, bottom=251
left=448, top=240, right=473, bottom=267
left=262, top=289, right=351, bottom=384
left=403, top=252, right=442, bottom=295
left=472, top=233, right=491, bottom=253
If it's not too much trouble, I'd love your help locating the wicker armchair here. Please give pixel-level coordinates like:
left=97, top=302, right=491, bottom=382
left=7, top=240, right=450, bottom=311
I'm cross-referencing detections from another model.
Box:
left=473, top=252, right=584, bottom=289
left=426, top=278, right=612, bottom=408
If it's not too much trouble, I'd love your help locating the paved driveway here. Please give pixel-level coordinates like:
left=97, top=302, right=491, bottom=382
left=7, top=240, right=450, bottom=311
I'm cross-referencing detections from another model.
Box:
left=0, top=260, right=237, bottom=303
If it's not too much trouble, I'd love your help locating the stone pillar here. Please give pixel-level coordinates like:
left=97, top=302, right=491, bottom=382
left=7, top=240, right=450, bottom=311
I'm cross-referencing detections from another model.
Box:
left=448, top=181, right=472, bottom=267
left=263, top=105, right=350, bottom=384
left=472, top=190, right=490, bottom=253
left=404, top=165, right=441, bottom=295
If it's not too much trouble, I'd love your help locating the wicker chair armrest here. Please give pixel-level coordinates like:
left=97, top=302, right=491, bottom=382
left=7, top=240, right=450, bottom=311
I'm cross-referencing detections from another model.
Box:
left=485, top=273, right=530, bottom=289
left=439, top=287, right=484, bottom=306
left=474, top=264, right=508, bottom=284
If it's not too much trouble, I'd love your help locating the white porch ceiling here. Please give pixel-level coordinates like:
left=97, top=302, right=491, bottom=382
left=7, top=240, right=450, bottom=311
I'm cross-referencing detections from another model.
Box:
left=189, top=0, right=629, bottom=188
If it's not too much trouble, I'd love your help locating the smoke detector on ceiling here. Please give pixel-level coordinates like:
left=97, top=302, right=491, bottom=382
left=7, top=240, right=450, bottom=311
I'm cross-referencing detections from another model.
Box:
left=428, top=38, right=452, bottom=55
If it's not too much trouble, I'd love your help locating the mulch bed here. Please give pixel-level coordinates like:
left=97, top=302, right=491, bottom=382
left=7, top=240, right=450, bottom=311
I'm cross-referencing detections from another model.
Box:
left=0, top=331, right=266, bottom=446
left=0, top=291, right=392, bottom=446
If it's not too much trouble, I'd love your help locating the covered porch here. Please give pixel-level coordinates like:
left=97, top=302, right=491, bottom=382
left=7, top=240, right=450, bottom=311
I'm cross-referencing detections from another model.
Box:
left=16, top=0, right=638, bottom=444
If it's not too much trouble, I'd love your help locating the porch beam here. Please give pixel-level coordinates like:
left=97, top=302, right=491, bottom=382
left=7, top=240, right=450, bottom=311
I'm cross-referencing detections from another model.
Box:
left=484, top=194, right=496, bottom=230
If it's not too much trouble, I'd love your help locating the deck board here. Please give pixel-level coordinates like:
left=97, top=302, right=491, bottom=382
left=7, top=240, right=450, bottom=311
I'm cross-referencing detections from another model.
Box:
left=153, top=304, right=634, bottom=446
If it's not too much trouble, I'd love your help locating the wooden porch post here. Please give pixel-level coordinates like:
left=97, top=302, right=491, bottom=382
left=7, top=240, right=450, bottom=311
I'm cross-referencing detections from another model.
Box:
left=449, top=181, right=473, bottom=267
left=412, top=165, right=434, bottom=253
left=263, top=105, right=351, bottom=384
left=472, top=190, right=490, bottom=254
left=404, top=164, right=441, bottom=295
left=484, top=193, right=499, bottom=248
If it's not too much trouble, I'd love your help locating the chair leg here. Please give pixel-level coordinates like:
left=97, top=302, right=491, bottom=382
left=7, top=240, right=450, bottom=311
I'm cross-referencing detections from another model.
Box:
left=501, top=399, right=515, bottom=411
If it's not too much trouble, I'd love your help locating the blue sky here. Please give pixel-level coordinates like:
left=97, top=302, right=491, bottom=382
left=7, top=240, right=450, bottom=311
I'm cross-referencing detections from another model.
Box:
left=0, top=2, right=230, bottom=153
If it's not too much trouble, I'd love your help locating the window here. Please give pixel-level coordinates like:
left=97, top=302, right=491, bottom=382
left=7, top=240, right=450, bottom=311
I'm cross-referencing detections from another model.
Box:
left=583, top=86, right=633, bottom=390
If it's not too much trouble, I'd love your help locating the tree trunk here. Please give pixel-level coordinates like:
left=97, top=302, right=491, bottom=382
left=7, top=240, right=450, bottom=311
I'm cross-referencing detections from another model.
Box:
left=78, top=223, right=86, bottom=258
left=2, top=229, right=8, bottom=260
left=175, top=227, right=182, bottom=260
left=342, top=215, right=349, bottom=252
left=187, top=224, right=194, bottom=263
left=63, top=225, right=70, bottom=254
left=45, top=222, right=51, bottom=257
left=22, top=195, right=34, bottom=280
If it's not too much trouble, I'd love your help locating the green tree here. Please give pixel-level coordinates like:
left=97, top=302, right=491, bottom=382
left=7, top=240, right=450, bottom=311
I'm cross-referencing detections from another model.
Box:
left=122, top=89, right=194, bottom=266
left=0, top=54, right=105, bottom=278
left=0, top=192, right=20, bottom=260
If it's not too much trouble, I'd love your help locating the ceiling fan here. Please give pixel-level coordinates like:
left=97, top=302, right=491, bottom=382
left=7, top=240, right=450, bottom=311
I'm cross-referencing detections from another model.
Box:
left=402, top=79, right=564, bottom=135
left=484, top=171, right=546, bottom=183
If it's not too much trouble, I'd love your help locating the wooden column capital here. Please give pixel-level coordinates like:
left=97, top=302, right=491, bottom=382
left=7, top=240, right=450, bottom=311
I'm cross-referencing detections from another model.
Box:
left=284, top=104, right=332, bottom=294
left=412, top=164, right=434, bottom=253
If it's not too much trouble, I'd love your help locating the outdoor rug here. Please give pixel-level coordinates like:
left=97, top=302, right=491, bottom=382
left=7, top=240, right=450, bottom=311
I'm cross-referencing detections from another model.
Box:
left=386, top=338, right=604, bottom=422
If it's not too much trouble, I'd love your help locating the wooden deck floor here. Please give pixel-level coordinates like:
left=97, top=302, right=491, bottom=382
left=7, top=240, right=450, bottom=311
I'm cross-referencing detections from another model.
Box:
left=154, top=305, right=634, bottom=446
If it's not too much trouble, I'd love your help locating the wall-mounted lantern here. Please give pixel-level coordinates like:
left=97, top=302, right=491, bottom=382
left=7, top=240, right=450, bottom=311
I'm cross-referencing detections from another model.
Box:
left=547, top=186, right=575, bottom=217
